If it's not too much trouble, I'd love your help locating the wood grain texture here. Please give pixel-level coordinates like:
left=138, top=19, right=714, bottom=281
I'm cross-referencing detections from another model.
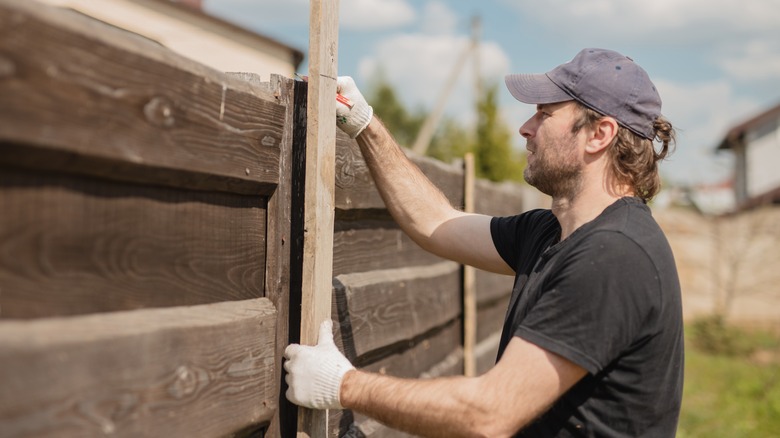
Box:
left=463, top=153, right=477, bottom=377
left=332, top=225, right=444, bottom=277
left=0, top=167, right=266, bottom=318
left=334, top=136, right=465, bottom=210
left=298, top=0, right=340, bottom=436
left=332, top=261, right=462, bottom=359
left=250, top=75, right=295, bottom=438
left=0, top=0, right=284, bottom=195
left=0, top=298, right=277, bottom=437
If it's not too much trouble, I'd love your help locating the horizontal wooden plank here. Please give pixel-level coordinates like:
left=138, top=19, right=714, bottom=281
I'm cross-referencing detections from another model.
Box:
left=0, top=167, right=266, bottom=318
left=477, top=294, right=511, bottom=343
left=332, top=261, right=461, bottom=358
left=474, top=178, right=524, bottom=217
left=333, top=225, right=445, bottom=276
left=0, top=0, right=285, bottom=195
left=329, top=322, right=463, bottom=437
left=334, top=135, right=464, bottom=210
left=0, top=298, right=277, bottom=437
left=475, top=268, right=515, bottom=306
left=475, top=332, right=501, bottom=376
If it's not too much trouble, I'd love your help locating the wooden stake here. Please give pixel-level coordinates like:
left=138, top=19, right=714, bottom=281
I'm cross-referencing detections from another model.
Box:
left=463, top=153, right=477, bottom=377
left=298, top=1, right=339, bottom=437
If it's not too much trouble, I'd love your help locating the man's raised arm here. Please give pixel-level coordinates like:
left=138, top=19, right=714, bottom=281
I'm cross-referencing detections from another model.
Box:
left=336, top=77, right=513, bottom=276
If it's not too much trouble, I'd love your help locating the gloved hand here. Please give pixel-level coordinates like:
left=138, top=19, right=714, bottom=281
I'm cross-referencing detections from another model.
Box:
left=336, top=76, right=373, bottom=139
left=284, top=320, right=355, bottom=410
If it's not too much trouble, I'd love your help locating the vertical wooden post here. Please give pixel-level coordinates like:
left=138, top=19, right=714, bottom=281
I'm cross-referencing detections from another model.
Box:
left=298, top=1, right=339, bottom=437
left=463, top=153, right=477, bottom=377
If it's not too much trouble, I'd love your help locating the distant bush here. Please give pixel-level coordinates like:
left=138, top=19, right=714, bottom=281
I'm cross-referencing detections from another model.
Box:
left=690, top=315, right=755, bottom=356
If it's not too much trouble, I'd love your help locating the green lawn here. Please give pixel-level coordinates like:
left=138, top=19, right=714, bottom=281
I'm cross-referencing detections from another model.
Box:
left=678, top=318, right=780, bottom=437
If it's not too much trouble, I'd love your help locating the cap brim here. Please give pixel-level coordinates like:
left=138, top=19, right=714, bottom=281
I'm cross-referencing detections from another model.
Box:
left=505, top=73, right=572, bottom=104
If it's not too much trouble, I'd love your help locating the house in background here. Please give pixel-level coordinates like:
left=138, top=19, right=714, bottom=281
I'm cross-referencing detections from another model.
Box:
left=717, top=102, right=780, bottom=210
left=37, top=0, right=304, bottom=79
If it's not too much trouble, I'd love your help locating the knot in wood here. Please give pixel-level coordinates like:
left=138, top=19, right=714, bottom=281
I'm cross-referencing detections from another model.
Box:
left=168, top=365, right=199, bottom=399
left=144, top=96, right=175, bottom=128
left=0, top=55, right=16, bottom=79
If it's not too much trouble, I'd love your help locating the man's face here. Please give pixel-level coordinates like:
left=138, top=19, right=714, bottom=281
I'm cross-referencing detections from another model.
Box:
left=519, top=101, right=585, bottom=198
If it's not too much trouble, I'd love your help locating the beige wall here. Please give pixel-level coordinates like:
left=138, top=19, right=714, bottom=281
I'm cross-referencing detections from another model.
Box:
left=38, top=0, right=299, bottom=80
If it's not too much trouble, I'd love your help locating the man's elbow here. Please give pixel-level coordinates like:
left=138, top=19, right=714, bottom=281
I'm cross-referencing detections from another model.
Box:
left=463, top=406, right=529, bottom=438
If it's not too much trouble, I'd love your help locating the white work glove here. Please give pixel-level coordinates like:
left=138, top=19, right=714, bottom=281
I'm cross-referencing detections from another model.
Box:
left=284, top=320, right=355, bottom=410
left=336, top=76, right=373, bottom=139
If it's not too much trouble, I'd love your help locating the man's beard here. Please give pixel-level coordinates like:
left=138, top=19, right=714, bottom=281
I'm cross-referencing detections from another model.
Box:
left=523, top=139, right=583, bottom=199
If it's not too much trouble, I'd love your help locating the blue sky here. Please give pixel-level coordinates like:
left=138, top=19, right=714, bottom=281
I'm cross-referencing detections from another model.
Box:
left=205, top=0, right=780, bottom=186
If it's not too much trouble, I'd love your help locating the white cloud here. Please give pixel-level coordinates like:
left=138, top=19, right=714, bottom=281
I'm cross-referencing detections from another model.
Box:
left=716, top=39, right=780, bottom=82
left=339, top=0, right=416, bottom=31
left=504, top=0, right=780, bottom=42
left=358, top=33, right=510, bottom=127
left=419, top=1, right=458, bottom=35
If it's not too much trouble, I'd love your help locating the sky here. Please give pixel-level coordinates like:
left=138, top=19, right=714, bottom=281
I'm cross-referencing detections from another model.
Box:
left=205, top=0, right=780, bottom=187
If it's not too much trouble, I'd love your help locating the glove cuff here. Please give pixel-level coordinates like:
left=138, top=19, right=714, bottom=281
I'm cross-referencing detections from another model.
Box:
left=343, top=105, right=373, bottom=139
left=313, top=358, right=355, bottom=410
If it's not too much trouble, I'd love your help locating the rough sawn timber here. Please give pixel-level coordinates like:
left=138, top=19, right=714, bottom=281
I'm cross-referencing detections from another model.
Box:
left=0, top=298, right=277, bottom=437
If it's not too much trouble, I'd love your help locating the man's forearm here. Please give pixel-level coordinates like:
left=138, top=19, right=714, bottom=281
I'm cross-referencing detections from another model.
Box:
left=340, top=369, right=498, bottom=438
left=355, top=117, right=460, bottom=248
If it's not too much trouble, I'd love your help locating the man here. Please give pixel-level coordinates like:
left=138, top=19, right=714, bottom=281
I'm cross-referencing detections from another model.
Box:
left=284, top=48, right=684, bottom=437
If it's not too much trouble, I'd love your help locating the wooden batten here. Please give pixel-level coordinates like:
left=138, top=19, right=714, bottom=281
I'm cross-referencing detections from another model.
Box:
left=0, top=299, right=277, bottom=437
left=297, top=0, right=340, bottom=436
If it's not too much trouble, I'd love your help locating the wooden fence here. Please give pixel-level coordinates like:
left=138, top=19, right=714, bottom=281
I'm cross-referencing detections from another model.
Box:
left=0, top=1, right=534, bottom=436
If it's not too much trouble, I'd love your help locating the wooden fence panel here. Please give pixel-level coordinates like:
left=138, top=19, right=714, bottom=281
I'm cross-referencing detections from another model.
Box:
left=0, top=2, right=294, bottom=436
left=333, top=261, right=461, bottom=360
left=0, top=0, right=284, bottom=196
left=0, top=166, right=267, bottom=318
left=0, top=299, right=277, bottom=437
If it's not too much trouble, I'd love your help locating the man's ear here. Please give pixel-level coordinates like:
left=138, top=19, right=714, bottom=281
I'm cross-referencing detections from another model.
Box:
left=585, top=117, right=618, bottom=154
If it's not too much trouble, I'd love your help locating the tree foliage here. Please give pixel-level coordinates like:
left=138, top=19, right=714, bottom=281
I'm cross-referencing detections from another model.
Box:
left=472, top=83, right=525, bottom=182
left=366, top=76, right=525, bottom=183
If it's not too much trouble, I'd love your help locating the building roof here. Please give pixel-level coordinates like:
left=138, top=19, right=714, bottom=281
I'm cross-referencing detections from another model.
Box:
left=153, top=0, right=305, bottom=70
left=717, top=102, right=780, bottom=150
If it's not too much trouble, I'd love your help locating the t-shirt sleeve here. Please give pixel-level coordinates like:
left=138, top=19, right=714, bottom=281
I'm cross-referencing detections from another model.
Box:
left=515, top=231, right=662, bottom=374
left=491, top=209, right=558, bottom=273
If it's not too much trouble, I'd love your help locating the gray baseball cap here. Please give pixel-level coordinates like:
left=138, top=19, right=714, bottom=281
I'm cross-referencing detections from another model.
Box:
left=505, top=48, right=662, bottom=140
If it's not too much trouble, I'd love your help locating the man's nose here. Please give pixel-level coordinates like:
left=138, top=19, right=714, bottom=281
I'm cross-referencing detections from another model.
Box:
left=520, top=116, right=536, bottom=139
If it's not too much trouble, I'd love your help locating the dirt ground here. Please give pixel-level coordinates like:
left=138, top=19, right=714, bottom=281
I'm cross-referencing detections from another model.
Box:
left=654, top=205, right=780, bottom=330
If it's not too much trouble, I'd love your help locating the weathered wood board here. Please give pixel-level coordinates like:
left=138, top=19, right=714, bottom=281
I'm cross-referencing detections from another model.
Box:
left=0, top=298, right=277, bottom=437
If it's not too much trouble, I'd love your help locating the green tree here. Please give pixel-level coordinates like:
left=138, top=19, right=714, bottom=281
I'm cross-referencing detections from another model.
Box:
left=366, top=75, right=425, bottom=148
left=472, top=83, right=525, bottom=182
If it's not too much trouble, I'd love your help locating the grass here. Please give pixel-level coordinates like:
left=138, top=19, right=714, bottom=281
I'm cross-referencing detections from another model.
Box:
left=678, top=317, right=780, bottom=437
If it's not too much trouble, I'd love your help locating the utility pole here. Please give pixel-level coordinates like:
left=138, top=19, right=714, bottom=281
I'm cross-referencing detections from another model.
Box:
left=411, top=15, right=481, bottom=156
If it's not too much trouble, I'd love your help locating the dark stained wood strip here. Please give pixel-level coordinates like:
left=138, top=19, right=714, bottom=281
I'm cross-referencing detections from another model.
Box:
left=0, top=298, right=277, bottom=437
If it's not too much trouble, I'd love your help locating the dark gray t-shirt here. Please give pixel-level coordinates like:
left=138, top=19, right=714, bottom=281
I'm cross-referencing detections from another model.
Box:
left=490, top=197, right=684, bottom=437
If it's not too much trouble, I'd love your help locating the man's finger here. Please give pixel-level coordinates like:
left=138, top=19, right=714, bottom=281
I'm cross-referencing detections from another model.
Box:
left=318, top=319, right=334, bottom=345
left=284, top=343, right=301, bottom=359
